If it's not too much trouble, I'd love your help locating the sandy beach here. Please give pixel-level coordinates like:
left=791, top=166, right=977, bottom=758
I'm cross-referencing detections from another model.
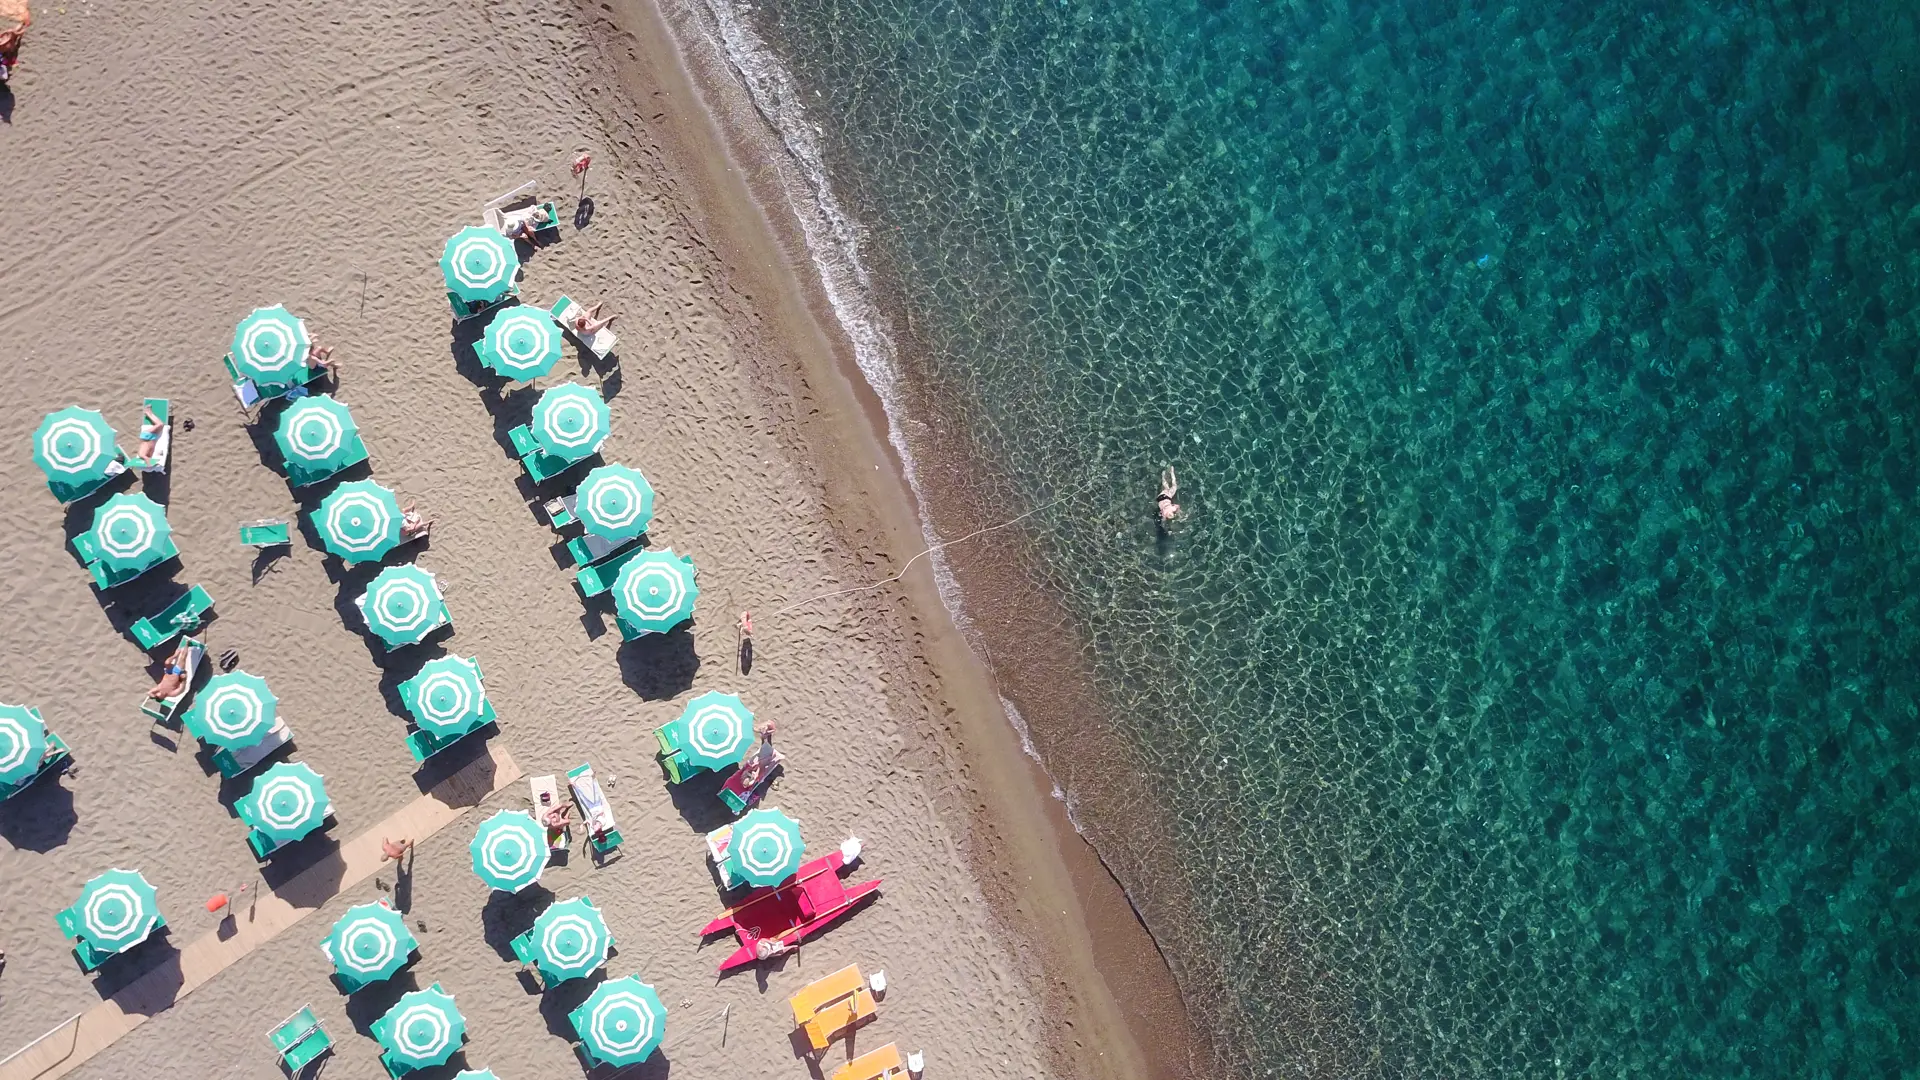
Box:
left=0, top=1, right=1195, bottom=1078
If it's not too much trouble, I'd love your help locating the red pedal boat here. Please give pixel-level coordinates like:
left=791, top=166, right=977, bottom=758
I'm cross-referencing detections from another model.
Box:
left=700, top=851, right=881, bottom=972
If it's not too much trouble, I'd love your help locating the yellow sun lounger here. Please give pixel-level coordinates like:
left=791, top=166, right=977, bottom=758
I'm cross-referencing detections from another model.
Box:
left=790, top=963, right=876, bottom=1052
left=830, top=1042, right=907, bottom=1080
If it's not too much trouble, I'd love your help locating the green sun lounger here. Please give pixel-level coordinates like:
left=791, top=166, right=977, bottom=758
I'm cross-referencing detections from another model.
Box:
left=139, top=637, right=205, bottom=726
left=130, top=585, right=214, bottom=650
left=573, top=542, right=646, bottom=599
left=543, top=492, right=578, bottom=531
left=240, top=519, right=293, bottom=548
left=564, top=532, right=638, bottom=569
left=211, top=721, right=292, bottom=778
left=653, top=718, right=692, bottom=784
left=282, top=436, right=369, bottom=488
left=71, top=531, right=101, bottom=564
left=405, top=720, right=487, bottom=764
left=507, top=423, right=583, bottom=483
left=268, top=1006, right=333, bottom=1076
left=54, top=907, right=111, bottom=973
left=224, top=355, right=327, bottom=414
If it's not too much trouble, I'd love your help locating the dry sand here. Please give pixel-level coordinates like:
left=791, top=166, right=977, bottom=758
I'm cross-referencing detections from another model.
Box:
left=0, top=1, right=1193, bottom=1078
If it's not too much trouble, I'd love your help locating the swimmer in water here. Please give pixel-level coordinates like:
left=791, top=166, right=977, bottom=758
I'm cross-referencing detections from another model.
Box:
left=1156, top=466, right=1180, bottom=524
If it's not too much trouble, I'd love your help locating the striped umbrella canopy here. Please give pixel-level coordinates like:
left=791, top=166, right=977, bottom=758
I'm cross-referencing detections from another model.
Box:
left=612, top=549, right=697, bottom=636
left=186, top=670, right=277, bottom=750
left=359, top=565, right=448, bottom=648
left=401, top=656, right=486, bottom=737
left=237, top=761, right=329, bottom=844
left=229, top=305, right=313, bottom=387
left=530, top=382, right=610, bottom=462
left=75, top=869, right=161, bottom=953
left=452, top=1072, right=501, bottom=1080
left=676, top=691, right=755, bottom=772
left=274, top=394, right=361, bottom=475
left=528, top=897, right=611, bottom=983
left=570, top=976, right=667, bottom=1066
left=470, top=810, right=546, bottom=893
left=0, top=703, right=46, bottom=787
left=724, top=807, right=804, bottom=887
left=313, top=479, right=402, bottom=564
left=89, top=492, right=172, bottom=572
left=33, top=406, right=118, bottom=489
left=377, top=985, right=466, bottom=1071
left=441, top=226, right=518, bottom=306
left=322, top=901, right=417, bottom=984
left=576, top=464, right=655, bottom=543
left=478, top=306, right=562, bottom=381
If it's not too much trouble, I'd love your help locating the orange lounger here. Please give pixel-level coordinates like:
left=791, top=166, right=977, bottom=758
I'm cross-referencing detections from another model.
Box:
left=790, top=964, right=875, bottom=1051
left=831, top=1042, right=906, bottom=1080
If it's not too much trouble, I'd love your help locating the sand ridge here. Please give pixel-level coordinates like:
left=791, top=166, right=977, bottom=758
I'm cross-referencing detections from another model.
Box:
left=0, top=1, right=1052, bottom=1077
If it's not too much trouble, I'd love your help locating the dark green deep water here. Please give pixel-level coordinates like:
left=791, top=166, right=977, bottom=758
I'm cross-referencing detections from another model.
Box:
left=731, top=0, right=1920, bottom=1074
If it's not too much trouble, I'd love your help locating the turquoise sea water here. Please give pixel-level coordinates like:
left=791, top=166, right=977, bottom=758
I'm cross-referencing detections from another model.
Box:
left=737, top=0, right=1920, bottom=1075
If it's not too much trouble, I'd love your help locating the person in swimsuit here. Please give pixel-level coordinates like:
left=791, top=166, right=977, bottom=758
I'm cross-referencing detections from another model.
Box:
left=1156, top=466, right=1180, bottom=523
left=399, top=504, right=433, bottom=542
left=307, top=343, right=339, bottom=377
left=147, top=642, right=195, bottom=699
left=732, top=721, right=778, bottom=792
left=571, top=301, right=616, bottom=336
left=502, top=204, right=553, bottom=243
left=134, top=405, right=164, bottom=462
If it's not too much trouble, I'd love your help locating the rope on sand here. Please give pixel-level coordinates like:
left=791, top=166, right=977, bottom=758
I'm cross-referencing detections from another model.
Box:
left=773, top=483, right=1089, bottom=617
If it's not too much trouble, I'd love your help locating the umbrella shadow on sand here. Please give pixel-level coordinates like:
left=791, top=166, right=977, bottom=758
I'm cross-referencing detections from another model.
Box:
left=0, top=777, right=76, bottom=850
left=449, top=310, right=496, bottom=389
left=90, top=934, right=185, bottom=1014
left=667, top=770, right=734, bottom=835
left=410, top=726, right=498, bottom=796
left=481, top=884, right=553, bottom=961
left=345, top=969, right=419, bottom=1037
left=617, top=625, right=699, bottom=702
left=537, top=970, right=605, bottom=1039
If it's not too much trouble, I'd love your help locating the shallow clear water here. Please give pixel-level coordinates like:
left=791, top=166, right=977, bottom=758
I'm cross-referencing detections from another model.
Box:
left=741, top=0, right=1920, bottom=1075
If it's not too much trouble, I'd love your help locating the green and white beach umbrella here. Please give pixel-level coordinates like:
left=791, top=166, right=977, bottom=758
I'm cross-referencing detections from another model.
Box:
left=570, top=975, right=667, bottom=1066
left=530, top=382, right=610, bottom=462
left=479, top=306, right=562, bottom=381
left=576, top=464, right=655, bottom=543
left=358, top=565, right=449, bottom=648
left=470, top=810, right=546, bottom=893
left=322, top=901, right=416, bottom=984
left=75, top=869, right=161, bottom=953
left=377, top=985, right=466, bottom=1071
left=441, top=226, right=518, bottom=306
left=274, top=394, right=360, bottom=475
left=612, top=549, right=698, bottom=636
left=230, top=305, right=313, bottom=387
left=528, top=897, right=611, bottom=983
left=187, top=670, right=277, bottom=750
left=402, top=656, right=486, bottom=737
left=89, top=492, right=172, bottom=573
left=724, top=807, right=804, bottom=887
left=0, top=704, right=47, bottom=787
left=313, top=479, right=402, bottom=564
left=33, top=406, right=119, bottom=490
left=677, top=691, right=754, bottom=772
left=237, top=761, right=329, bottom=844
left=452, top=1072, right=501, bottom=1080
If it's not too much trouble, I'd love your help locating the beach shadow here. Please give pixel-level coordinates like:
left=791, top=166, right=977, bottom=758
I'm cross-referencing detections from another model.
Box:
left=0, top=85, right=13, bottom=124
left=538, top=970, right=604, bottom=1039
left=483, top=383, right=540, bottom=456
left=415, top=736, right=498, bottom=802
left=93, top=934, right=185, bottom=1014
left=573, top=196, right=594, bottom=229
left=250, top=544, right=292, bottom=584
left=378, top=652, right=440, bottom=725
left=617, top=626, right=699, bottom=701
left=450, top=310, right=495, bottom=387
left=346, top=970, right=419, bottom=1036
left=482, top=885, right=552, bottom=961
left=0, top=778, right=77, bottom=850
left=598, top=367, right=623, bottom=402
left=260, top=831, right=346, bottom=896
left=192, top=733, right=293, bottom=779
left=666, top=770, right=733, bottom=834
left=579, top=1052, right=670, bottom=1080
left=139, top=469, right=171, bottom=506
left=738, top=638, right=753, bottom=676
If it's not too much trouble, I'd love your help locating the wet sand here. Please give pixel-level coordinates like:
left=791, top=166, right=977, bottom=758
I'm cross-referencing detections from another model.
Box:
left=0, top=0, right=1192, bottom=1077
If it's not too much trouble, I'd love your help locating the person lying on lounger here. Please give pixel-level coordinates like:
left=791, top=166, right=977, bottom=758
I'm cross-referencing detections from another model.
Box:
left=732, top=721, right=779, bottom=791
left=502, top=205, right=554, bottom=243
left=147, top=643, right=194, bottom=699
left=569, top=302, right=616, bottom=337
left=400, top=504, right=433, bottom=542
left=134, top=405, right=165, bottom=462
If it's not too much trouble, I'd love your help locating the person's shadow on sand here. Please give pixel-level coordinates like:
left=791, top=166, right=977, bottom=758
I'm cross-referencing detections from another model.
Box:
left=0, top=85, right=14, bottom=124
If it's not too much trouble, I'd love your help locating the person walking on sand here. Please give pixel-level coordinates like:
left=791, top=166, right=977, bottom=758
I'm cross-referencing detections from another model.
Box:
left=381, top=837, right=414, bottom=864
left=1156, top=466, right=1181, bottom=524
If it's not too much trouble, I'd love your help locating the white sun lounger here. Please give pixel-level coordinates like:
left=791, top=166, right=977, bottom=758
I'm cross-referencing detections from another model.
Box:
left=568, top=762, right=621, bottom=855
left=140, top=637, right=205, bottom=726
left=551, top=295, right=617, bottom=360
left=135, top=398, right=172, bottom=473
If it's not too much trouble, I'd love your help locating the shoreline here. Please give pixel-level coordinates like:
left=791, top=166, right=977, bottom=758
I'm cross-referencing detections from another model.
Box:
left=600, top=0, right=1208, bottom=1076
